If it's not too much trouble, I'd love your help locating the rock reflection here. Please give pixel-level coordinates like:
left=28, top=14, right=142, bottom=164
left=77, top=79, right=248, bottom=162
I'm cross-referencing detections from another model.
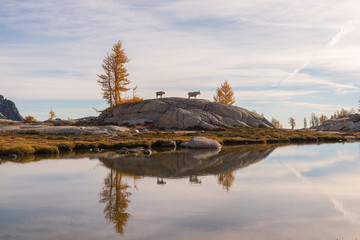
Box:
left=97, top=145, right=275, bottom=235
left=99, top=146, right=275, bottom=180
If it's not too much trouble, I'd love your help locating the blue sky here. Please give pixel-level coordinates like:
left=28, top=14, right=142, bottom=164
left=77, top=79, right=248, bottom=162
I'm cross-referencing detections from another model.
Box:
left=1, top=0, right=359, bottom=126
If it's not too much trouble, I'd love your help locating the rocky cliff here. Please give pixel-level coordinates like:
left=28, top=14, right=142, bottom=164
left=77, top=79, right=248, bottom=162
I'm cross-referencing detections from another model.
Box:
left=97, top=97, right=273, bottom=130
left=317, top=114, right=360, bottom=132
left=0, top=95, right=23, bottom=121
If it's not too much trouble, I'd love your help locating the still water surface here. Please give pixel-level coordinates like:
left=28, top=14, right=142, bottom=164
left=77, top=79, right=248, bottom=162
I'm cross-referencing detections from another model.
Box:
left=1, top=143, right=360, bottom=239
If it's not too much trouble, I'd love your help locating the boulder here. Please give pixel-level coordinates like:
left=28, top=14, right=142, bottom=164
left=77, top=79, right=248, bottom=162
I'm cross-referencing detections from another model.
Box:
left=97, top=98, right=274, bottom=130
left=181, top=136, right=221, bottom=149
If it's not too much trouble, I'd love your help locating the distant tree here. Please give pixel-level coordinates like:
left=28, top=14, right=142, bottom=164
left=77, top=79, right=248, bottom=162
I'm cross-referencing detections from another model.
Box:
left=48, top=109, right=56, bottom=120
left=271, top=117, right=282, bottom=128
left=98, top=40, right=131, bottom=106
left=330, top=108, right=356, bottom=119
left=24, top=115, right=35, bottom=122
left=213, top=80, right=236, bottom=105
left=303, top=117, right=307, bottom=129
left=288, top=117, right=296, bottom=129
left=310, top=113, right=319, bottom=128
left=319, top=114, right=328, bottom=124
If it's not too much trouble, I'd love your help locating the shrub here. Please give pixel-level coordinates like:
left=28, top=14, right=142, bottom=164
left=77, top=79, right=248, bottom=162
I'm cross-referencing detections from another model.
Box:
left=24, top=115, right=36, bottom=122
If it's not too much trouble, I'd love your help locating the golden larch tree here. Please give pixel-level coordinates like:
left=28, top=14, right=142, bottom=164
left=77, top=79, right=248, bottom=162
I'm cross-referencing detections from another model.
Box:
left=213, top=80, right=236, bottom=105
left=111, top=41, right=130, bottom=104
left=271, top=117, right=282, bottom=128
left=319, top=114, right=328, bottom=124
left=48, top=109, right=56, bottom=120
left=98, top=40, right=131, bottom=106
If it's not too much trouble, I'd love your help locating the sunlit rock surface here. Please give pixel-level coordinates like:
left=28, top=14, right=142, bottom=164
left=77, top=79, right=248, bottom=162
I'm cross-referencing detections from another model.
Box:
left=97, top=98, right=274, bottom=130
left=317, top=114, right=360, bottom=132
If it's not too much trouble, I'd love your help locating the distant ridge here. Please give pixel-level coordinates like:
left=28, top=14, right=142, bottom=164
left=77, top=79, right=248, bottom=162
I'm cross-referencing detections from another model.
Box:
left=0, top=95, right=23, bottom=121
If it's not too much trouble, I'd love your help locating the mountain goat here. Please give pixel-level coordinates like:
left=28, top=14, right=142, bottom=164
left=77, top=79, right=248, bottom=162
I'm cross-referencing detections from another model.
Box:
left=156, top=91, right=165, bottom=98
left=188, top=91, right=201, bottom=99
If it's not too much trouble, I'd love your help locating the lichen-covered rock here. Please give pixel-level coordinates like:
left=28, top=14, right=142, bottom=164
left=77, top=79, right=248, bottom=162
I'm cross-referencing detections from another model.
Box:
left=97, top=98, right=273, bottom=130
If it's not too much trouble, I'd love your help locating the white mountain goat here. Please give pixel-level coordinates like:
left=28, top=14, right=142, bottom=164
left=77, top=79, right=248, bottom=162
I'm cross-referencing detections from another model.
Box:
left=156, top=91, right=165, bottom=98
left=188, top=91, right=201, bottom=99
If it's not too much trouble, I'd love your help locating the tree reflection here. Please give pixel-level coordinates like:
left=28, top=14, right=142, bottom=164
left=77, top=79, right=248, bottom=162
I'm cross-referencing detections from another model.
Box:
left=217, top=171, right=235, bottom=192
left=99, top=169, right=140, bottom=235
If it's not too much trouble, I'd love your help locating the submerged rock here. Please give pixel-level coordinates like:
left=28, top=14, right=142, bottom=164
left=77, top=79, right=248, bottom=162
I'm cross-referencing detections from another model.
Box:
left=96, top=98, right=273, bottom=130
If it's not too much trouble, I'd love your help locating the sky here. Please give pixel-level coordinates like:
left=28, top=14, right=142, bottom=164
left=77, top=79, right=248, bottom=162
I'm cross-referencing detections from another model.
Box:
left=0, top=0, right=359, bottom=127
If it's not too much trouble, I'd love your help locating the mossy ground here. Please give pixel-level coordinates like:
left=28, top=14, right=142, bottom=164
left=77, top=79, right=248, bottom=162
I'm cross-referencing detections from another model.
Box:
left=0, top=126, right=358, bottom=156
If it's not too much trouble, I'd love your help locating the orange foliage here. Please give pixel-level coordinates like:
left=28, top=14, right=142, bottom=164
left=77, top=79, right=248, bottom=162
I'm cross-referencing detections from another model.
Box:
left=48, top=109, right=56, bottom=120
left=213, top=80, right=236, bottom=105
left=98, top=40, right=131, bottom=107
left=319, top=114, right=328, bottom=124
left=271, top=117, right=282, bottom=128
left=330, top=108, right=356, bottom=119
left=24, top=115, right=35, bottom=121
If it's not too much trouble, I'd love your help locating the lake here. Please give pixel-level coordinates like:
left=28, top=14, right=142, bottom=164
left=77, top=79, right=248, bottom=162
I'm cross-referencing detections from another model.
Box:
left=1, top=142, right=360, bottom=240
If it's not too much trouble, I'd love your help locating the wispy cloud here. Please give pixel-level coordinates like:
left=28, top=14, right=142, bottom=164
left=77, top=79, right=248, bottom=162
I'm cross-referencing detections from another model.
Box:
left=1, top=0, right=360, bottom=121
left=274, top=20, right=359, bottom=87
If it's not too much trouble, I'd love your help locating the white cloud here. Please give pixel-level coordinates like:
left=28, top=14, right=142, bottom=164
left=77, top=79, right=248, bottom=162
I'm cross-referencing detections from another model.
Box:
left=1, top=0, right=360, bottom=120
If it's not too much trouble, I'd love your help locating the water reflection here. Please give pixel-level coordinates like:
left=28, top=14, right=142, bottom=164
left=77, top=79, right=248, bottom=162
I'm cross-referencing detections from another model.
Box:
left=98, top=146, right=275, bottom=180
left=97, top=145, right=275, bottom=235
left=4, top=143, right=360, bottom=239
left=98, top=170, right=140, bottom=235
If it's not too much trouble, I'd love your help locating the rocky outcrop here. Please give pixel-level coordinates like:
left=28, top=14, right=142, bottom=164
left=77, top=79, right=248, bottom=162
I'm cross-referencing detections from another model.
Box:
left=0, top=95, right=23, bottom=121
left=317, top=114, right=360, bottom=132
left=97, top=98, right=273, bottom=130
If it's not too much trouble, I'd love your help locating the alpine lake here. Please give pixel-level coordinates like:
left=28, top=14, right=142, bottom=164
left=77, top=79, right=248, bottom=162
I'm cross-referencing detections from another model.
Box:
left=1, top=142, right=360, bottom=240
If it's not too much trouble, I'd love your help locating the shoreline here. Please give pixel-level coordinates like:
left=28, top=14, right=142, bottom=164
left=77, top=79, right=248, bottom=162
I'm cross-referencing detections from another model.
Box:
left=1, top=124, right=359, bottom=157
